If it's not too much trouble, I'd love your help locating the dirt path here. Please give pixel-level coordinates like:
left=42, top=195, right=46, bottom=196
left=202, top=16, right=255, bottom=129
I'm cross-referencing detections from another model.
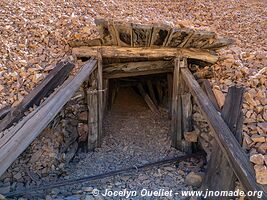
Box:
left=46, top=87, right=203, bottom=200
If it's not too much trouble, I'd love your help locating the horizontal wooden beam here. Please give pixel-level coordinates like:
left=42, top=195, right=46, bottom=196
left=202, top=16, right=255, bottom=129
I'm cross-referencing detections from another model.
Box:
left=103, top=60, right=173, bottom=78
left=181, top=67, right=267, bottom=199
left=72, top=46, right=218, bottom=64
left=0, top=59, right=97, bottom=177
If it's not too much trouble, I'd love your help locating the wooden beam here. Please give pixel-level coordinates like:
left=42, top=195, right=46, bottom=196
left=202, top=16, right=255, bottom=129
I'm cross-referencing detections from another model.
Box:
left=103, top=60, right=173, bottom=79
left=202, top=86, right=244, bottom=199
left=146, top=80, right=158, bottom=106
left=167, top=73, right=173, bottom=119
left=72, top=46, right=218, bottom=63
left=137, top=83, right=160, bottom=115
left=0, top=59, right=97, bottom=177
left=0, top=61, right=74, bottom=132
left=202, top=79, right=220, bottom=111
left=171, top=58, right=186, bottom=149
left=181, top=67, right=267, bottom=199
left=87, top=70, right=99, bottom=151
left=97, top=56, right=103, bottom=147
left=0, top=106, right=11, bottom=120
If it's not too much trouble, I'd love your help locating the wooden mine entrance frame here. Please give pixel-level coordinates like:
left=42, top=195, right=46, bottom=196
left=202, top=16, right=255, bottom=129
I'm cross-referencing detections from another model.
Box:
left=0, top=19, right=266, bottom=199
left=71, top=19, right=267, bottom=199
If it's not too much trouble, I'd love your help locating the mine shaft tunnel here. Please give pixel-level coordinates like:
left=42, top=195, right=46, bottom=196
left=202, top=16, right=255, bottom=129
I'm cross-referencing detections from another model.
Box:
left=79, top=56, right=208, bottom=153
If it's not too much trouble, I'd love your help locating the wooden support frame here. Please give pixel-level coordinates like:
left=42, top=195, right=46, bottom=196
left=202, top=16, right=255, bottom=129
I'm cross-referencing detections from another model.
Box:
left=137, top=83, right=160, bottom=116
left=103, top=60, right=173, bottom=79
left=171, top=58, right=185, bottom=149
left=72, top=46, right=218, bottom=64
left=181, top=67, right=267, bottom=199
left=0, top=59, right=97, bottom=177
left=97, top=55, right=103, bottom=147
left=202, top=86, right=244, bottom=198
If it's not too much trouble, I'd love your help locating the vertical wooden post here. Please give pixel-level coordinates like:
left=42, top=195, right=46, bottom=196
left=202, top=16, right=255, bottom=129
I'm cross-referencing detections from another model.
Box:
left=171, top=57, right=186, bottom=149
left=167, top=73, right=173, bottom=120
left=146, top=80, right=158, bottom=106
left=103, top=79, right=109, bottom=113
left=97, top=56, right=103, bottom=147
left=201, top=86, right=244, bottom=198
left=87, top=71, right=98, bottom=151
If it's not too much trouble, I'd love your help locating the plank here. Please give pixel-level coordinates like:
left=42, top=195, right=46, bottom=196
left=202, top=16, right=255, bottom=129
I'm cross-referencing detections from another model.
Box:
left=0, top=59, right=97, bottom=177
left=95, top=19, right=117, bottom=45
left=203, top=37, right=235, bottom=49
left=202, top=86, right=244, bottom=199
left=132, top=24, right=152, bottom=47
left=97, top=57, right=103, bottom=147
left=181, top=67, right=267, bottom=199
left=87, top=70, right=99, bottom=151
left=171, top=58, right=187, bottom=148
left=103, top=60, right=173, bottom=79
left=165, top=28, right=194, bottom=47
left=167, top=73, right=173, bottom=119
left=0, top=106, right=11, bottom=120
left=0, top=61, right=74, bottom=132
left=72, top=46, right=219, bottom=64
left=181, top=93, right=193, bottom=153
left=150, top=24, right=170, bottom=47
left=202, top=79, right=220, bottom=111
left=183, top=30, right=216, bottom=48
left=146, top=80, right=158, bottom=106
left=137, top=83, right=160, bottom=115
left=113, top=21, right=132, bottom=46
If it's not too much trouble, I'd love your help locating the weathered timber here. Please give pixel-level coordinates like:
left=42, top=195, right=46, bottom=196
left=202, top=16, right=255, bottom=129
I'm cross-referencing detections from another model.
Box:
left=202, top=86, right=244, bottom=199
left=113, top=21, right=132, bottom=46
left=156, top=81, right=163, bottom=105
left=150, top=24, right=171, bottom=47
left=184, top=30, right=216, bottom=48
left=146, top=80, right=158, bottom=106
left=167, top=73, right=173, bottom=119
left=0, top=61, right=74, bottom=132
left=181, top=92, right=193, bottom=153
left=202, top=79, right=220, bottom=111
left=171, top=58, right=187, bottom=149
left=137, top=83, right=160, bottom=115
left=72, top=46, right=219, bottom=64
left=95, top=19, right=117, bottom=45
left=0, top=106, right=11, bottom=120
left=181, top=67, right=267, bottom=199
left=87, top=70, right=99, bottom=151
left=0, top=59, right=97, bottom=177
left=103, top=60, right=173, bottom=79
left=103, top=79, right=109, bottom=113
left=132, top=24, right=152, bottom=47
left=203, top=37, right=235, bottom=49
left=97, top=57, right=103, bottom=147
left=165, top=28, right=194, bottom=47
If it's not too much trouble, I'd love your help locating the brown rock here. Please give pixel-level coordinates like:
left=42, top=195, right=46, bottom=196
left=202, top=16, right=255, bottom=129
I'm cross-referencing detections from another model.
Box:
left=184, top=131, right=199, bottom=142
left=212, top=86, right=225, bottom=108
left=250, top=154, right=264, bottom=165
left=78, top=112, right=87, bottom=121
left=258, top=143, right=267, bottom=151
left=264, top=155, right=267, bottom=165
left=251, top=134, right=266, bottom=143
left=185, top=172, right=203, bottom=187
left=254, top=165, right=267, bottom=185
left=77, top=123, right=88, bottom=142
left=258, top=122, right=267, bottom=133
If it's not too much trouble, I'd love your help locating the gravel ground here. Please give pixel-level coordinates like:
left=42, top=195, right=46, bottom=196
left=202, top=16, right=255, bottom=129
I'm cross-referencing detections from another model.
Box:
left=39, top=87, right=203, bottom=200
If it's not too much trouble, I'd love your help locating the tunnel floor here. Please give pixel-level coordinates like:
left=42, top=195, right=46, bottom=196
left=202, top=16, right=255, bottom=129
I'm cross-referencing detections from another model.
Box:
left=42, top=87, right=203, bottom=199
